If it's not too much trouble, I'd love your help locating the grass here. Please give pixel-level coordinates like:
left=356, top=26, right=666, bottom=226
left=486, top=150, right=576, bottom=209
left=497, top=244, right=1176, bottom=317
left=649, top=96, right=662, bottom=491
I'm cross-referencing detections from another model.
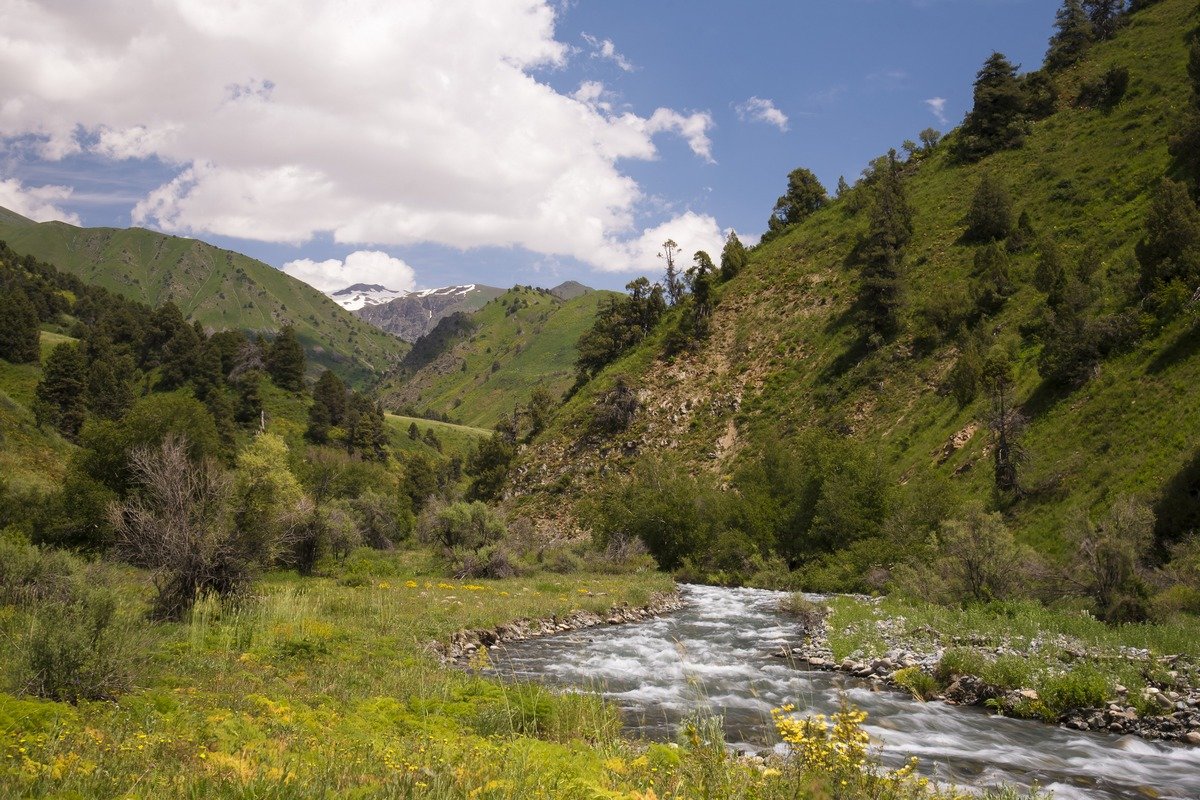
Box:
left=515, top=0, right=1200, bottom=559
left=380, top=287, right=615, bottom=429
left=385, top=414, right=491, bottom=459
left=0, top=549, right=1042, bottom=799
left=0, top=332, right=77, bottom=491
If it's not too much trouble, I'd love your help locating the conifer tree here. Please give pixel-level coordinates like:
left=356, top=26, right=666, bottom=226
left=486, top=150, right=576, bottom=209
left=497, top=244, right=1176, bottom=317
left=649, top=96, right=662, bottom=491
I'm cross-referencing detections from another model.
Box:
left=312, top=369, right=347, bottom=426
left=142, top=301, right=188, bottom=369
left=266, top=325, right=306, bottom=391
left=190, top=338, right=225, bottom=401
left=1083, top=0, right=1125, bottom=38
left=157, top=321, right=201, bottom=390
left=859, top=151, right=913, bottom=340
left=767, top=167, right=828, bottom=235
left=1136, top=178, right=1200, bottom=292
left=660, top=240, right=684, bottom=305
left=408, top=421, right=420, bottom=440
left=1045, top=0, right=1094, bottom=71
left=1035, top=237, right=1069, bottom=307
left=233, top=373, right=264, bottom=429
left=305, top=398, right=332, bottom=444
left=0, top=287, right=41, bottom=364
left=959, top=52, right=1028, bottom=160
left=84, top=335, right=136, bottom=420
left=964, top=174, right=1015, bottom=242
left=719, top=231, right=748, bottom=281
left=344, top=394, right=388, bottom=461
left=204, top=386, right=239, bottom=455
left=34, top=342, right=87, bottom=439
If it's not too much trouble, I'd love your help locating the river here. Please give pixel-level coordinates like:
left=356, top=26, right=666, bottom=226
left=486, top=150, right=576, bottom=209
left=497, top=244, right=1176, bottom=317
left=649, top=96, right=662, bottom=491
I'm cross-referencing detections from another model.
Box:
left=488, top=584, right=1200, bottom=800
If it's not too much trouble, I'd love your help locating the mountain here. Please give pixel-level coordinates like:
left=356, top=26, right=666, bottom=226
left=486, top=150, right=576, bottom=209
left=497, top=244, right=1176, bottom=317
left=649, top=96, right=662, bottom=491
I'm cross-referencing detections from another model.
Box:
left=347, top=283, right=505, bottom=342
left=549, top=280, right=593, bottom=301
left=0, top=211, right=408, bottom=386
left=513, top=0, right=1200, bottom=557
left=378, top=285, right=616, bottom=428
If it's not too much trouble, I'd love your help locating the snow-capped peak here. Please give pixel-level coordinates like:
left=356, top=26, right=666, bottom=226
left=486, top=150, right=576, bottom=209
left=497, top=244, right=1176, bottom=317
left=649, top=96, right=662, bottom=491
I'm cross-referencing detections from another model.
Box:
left=328, top=283, right=480, bottom=311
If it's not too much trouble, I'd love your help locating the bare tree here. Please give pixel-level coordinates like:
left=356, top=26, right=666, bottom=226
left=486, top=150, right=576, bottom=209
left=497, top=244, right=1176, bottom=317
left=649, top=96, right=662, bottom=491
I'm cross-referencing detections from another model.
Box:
left=109, top=435, right=242, bottom=618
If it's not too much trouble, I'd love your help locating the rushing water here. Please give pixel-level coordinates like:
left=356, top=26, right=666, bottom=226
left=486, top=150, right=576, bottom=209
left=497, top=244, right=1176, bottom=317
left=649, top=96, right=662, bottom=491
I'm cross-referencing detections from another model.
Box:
left=487, top=584, right=1200, bottom=800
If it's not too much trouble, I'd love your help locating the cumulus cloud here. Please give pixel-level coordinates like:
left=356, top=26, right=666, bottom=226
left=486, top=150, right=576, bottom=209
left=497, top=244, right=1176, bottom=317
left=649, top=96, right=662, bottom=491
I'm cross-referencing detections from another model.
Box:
left=592, top=211, right=726, bottom=274
left=0, top=178, right=82, bottom=224
left=0, top=0, right=718, bottom=272
left=581, top=32, right=634, bottom=71
left=925, top=97, right=948, bottom=124
left=735, top=97, right=789, bottom=132
left=280, top=250, right=418, bottom=293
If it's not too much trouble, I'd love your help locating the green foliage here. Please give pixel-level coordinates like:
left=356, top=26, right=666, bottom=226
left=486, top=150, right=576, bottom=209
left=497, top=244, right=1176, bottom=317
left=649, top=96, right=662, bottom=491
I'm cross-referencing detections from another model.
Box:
left=344, top=393, right=388, bottom=461
left=33, top=342, right=86, bottom=440
left=719, top=231, right=749, bottom=280
left=958, top=52, right=1028, bottom=160
left=1077, top=65, right=1131, bottom=108
left=1136, top=178, right=1200, bottom=299
left=767, top=167, right=829, bottom=239
left=964, top=174, right=1015, bottom=243
left=1064, top=496, right=1155, bottom=622
left=465, top=430, right=516, bottom=502
left=1045, top=0, right=1094, bottom=71
left=0, top=286, right=40, bottom=363
left=1038, top=665, right=1110, bottom=715
left=417, top=500, right=506, bottom=552
left=858, top=151, right=913, bottom=339
left=265, top=324, right=306, bottom=392
left=400, top=311, right=478, bottom=372
left=894, top=667, right=940, bottom=700
left=948, top=330, right=985, bottom=407
left=575, top=278, right=666, bottom=382
left=936, top=510, right=1027, bottom=603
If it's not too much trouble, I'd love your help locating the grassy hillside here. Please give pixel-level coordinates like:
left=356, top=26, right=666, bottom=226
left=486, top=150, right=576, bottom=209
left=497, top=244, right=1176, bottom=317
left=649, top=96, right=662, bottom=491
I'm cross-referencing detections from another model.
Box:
left=515, top=0, right=1200, bottom=556
left=381, top=286, right=616, bottom=429
left=385, top=413, right=491, bottom=460
left=0, top=212, right=408, bottom=386
left=0, top=332, right=77, bottom=491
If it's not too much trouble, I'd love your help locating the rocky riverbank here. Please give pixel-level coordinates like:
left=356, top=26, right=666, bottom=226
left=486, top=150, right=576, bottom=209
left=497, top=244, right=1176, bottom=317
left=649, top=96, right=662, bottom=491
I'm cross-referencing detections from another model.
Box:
left=780, top=602, right=1200, bottom=746
left=433, top=589, right=686, bottom=665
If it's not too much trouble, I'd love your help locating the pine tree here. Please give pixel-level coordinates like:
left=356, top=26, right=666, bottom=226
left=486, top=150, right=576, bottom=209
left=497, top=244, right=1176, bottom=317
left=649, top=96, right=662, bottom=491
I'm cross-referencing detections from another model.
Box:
left=858, top=151, right=913, bottom=340
left=312, top=369, right=347, bottom=426
left=660, top=240, right=684, bottom=305
left=408, top=421, right=420, bottom=440
left=233, top=372, right=264, bottom=429
left=142, top=301, right=188, bottom=369
left=204, top=386, right=239, bottom=455
left=344, top=393, right=388, bottom=461
left=983, top=346, right=1025, bottom=494
left=1083, top=0, right=1126, bottom=39
left=1035, top=237, right=1070, bottom=307
left=1045, top=0, right=1094, bottom=71
left=0, top=287, right=41, bottom=364
left=190, top=338, right=225, bottom=401
left=1136, top=178, right=1200, bottom=291
left=305, top=398, right=332, bottom=444
left=157, top=321, right=201, bottom=390
left=964, top=174, right=1015, bottom=242
left=83, top=335, right=136, bottom=420
left=959, top=52, right=1028, bottom=160
left=719, top=231, right=748, bottom=281
left=266, top=325, right=306, bottom=392
left=33, top=342, right=87, bottom=439
left=767, top=167, right=828, bottom=235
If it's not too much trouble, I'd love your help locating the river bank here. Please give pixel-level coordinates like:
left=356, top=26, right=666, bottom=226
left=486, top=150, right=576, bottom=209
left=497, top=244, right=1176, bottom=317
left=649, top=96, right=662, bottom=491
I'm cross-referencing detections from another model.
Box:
left=784, top=593, right=1200, bottom=745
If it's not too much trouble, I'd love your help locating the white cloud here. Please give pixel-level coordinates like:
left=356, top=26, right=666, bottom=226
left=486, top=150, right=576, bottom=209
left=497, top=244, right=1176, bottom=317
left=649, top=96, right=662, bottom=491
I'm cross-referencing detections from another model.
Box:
left=581, top=32, right=634, bottom=71
left=0, top=177, right=82, bottom=224
left=735, top=97, right=789, bottom=132
left=280, top=250, right=417, bottom=293
left=592, top=211, right=726, bottom=274
left=924, top=97, right=948, bottom=124
left=0, top=0, right=718, bottom=272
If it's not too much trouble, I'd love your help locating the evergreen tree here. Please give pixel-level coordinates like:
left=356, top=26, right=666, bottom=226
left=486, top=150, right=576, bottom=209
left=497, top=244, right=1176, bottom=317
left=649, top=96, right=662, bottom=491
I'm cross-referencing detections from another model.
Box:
left=142, top=301, right=187, bottom=369
left=422, top=428, right=443, bottom=452
left=1136, top=178, right=1200, bottom=292
left=983, top=346, right=1025, bottom=494
left=1035, top=237, right=1070, bottom=307
left=465, top=431, right=516, bottom=502
left=767, top=167, right=828, bottom=236
left=972, top=242, right=1016, bottom=313
left=305, top=398, right=332, bottom=444
left=1083, top=0, right=1125, bottom=38
left=948, top=328, right=985, bottom=407
left=204, top=386, right=239, bottom=456
left=83, top=335, right=136, bottom=421
left=266, top=325, right=306, bottom=391
left=344, top=393, right=388, bottom=461
left=719, top=231, right=748, bottom=281
left=233, top=372, right=264, bottom=429
left=1045, top=0, right=1094, bottom=71
left=1169, top=41, right=1200, bottom=189
left=659, top=240, right=684, bottom=305
left=312, top=369, right=347, bottom=426
left=408, top=421, right=420, bottom=440
left=959, top=52, right=1028, bottom=160
left=858, top=151, right=913, bottom=340
left=0, top=287, right=40, bottom=364
left=33, top=342, right=87, bottom=439
left=190, top=338, right=225, bottom=401
left=964, top=174, right=1015, bottom=242
left=157, top=320, right=201, bottom=390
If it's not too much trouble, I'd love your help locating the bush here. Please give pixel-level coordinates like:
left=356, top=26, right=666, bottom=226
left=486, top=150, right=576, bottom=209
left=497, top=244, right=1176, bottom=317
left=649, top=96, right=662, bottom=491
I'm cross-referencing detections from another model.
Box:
left=417, top=500, right=507, bottom=552
left=15, top=585, right=142, bottom=703
left=778, top=593, right=828, bottom=630
left=935, top=648, right=989, bottom=683
left=982, top=655, right=1032, bottom=691
left=893, top=667, right=939, bottom=701
left=0, top=537, right=82, bottom=605
left=1038, top=666, right=1109, bottom=715
left=449, top=544, right=521, bottom=580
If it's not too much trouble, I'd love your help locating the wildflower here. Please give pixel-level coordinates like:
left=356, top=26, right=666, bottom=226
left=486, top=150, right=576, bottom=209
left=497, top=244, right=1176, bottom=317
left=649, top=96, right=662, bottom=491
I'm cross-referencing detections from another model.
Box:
left=405, top=580, right=418, bottom=588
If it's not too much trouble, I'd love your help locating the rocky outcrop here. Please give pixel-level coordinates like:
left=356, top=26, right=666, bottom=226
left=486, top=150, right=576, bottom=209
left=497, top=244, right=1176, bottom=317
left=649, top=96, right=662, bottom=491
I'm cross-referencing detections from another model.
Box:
left=432, top=590, right=685, bottom=665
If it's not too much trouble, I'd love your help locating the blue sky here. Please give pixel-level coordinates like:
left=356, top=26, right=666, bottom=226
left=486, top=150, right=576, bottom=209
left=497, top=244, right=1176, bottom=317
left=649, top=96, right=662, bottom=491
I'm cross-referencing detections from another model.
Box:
left=0, top=0, right=1056, bottom=293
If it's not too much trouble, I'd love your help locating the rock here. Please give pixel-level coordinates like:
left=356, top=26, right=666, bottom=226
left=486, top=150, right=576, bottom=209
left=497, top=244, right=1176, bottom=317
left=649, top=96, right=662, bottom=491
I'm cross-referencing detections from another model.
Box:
left=1184, top=731, right=1200, bottom=746
left=1017, top=689, right=1039, bottom=702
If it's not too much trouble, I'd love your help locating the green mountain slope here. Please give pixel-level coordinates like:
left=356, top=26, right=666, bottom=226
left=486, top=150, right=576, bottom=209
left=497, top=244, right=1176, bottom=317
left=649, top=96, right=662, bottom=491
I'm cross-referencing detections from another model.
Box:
left=514, top=0, right=1200, bottom=555
left=0, top=332, right=78, bottom=491
left=0, top=212, right=408, bottom=385
left=380, top=286, right=616, bottom=429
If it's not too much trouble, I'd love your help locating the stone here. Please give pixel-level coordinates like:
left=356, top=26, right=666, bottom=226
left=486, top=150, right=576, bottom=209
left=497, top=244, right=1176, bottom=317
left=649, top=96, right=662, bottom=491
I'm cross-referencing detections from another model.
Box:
left=1184, top=731, right=1200, bottom=746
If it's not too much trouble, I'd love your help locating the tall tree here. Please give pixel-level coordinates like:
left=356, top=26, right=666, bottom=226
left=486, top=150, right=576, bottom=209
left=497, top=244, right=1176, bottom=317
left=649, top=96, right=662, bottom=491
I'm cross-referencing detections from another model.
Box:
left=767, top=167, right=828, bottom=235
left=312, top=369, right=347, bottom=426
left=964, top=173, right=1015, bottom=242
left=1045, top=0, right=1094, bottom=71
left=157, top=320, right=201, bottom=390
left=983, top=346, right=1025, bottom=494
left=0, top=287, right=41, bottom=364
left=659, top=240, right=684, bottom=305
left=959, top=52, right=1028, bottom=161
left=344, top=393, right=388, bottom=461
left=858, top=151, right=913, bottom=340
left=33, top=342, right=87, bottom=439
left=84, top=335, right=136, bottom=421
left=1083, top=0, right=1125, bottom=38
left=266, top=325, right=306, bottom=392
left=719, top=231, right=748, bottom=281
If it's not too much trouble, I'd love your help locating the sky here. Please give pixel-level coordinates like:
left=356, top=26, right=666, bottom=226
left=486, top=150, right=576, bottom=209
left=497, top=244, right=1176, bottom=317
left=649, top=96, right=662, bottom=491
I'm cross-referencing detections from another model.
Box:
left=0, top=0, right=1058, bottom=294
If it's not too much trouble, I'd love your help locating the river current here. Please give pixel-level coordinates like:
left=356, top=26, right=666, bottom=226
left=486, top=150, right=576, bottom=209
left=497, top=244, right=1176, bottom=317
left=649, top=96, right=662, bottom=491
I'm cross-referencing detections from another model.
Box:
left=488, top=584, right=1200, bottom=800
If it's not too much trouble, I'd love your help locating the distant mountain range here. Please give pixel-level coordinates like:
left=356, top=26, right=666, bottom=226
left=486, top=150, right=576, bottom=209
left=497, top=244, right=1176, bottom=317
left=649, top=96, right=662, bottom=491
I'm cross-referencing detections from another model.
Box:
left=330, top=280, right=595, bottom=343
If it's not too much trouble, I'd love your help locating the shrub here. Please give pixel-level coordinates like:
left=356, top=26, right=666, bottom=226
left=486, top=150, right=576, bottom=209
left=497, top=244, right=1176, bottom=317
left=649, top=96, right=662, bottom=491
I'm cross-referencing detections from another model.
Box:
left=893, top=667, right=940, bottom=701
left=778, top=593, right=829, bottom=631
left=417, top=500, right=507, bottom=552
left=982, top=655, right=1033, bottom=692
left=591, top=376, right=639, bottom=434
left=935, top=648, right=988, bottom=683
left=1038, top=666, right=1109, bottom=715
left=0, top=538, right=82, bottom=605
left=449, top=544, right=520, bottom=580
